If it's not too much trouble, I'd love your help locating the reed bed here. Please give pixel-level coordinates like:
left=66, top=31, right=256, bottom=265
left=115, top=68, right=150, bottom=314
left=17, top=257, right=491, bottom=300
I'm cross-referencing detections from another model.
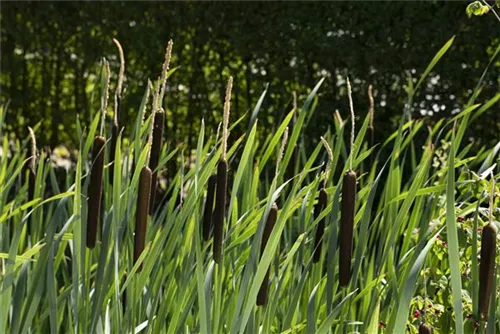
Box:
left=1, top=36, right=499, bottom=334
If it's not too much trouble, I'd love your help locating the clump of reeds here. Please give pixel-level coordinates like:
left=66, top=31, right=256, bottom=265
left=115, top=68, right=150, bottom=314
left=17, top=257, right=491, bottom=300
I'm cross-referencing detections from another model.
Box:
left=148, top=108, right=165, bottom=214
left=257, top=203, right=278, bottom=306
left=339, top=77, right=357, bottom=287
left=418, top=323, right=433, bottom=334
left=109, top=38, right=125, bottom=185
left=86, top=135, right=106, bottom=248
left=202, top=174, right=217, bottom=241
left=134, top=166, right=152, bottom=266
left=213, top=76, right=232, bottom=264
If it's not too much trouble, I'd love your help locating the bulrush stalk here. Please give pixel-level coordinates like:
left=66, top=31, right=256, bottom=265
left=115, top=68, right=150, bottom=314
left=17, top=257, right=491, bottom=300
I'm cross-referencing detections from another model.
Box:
left=212, top=76, right=232, bottom=264
left=478, top=222, right=497, bottom=318
left=202, top=174, right=217, bottom=241
left=418, top=323, right=433, bottom=334
left=148, top=108, right=165, bottom=214
left=87, top=135, right=106, bottom=248
left=257, top=203, right=278, bottom=306
left=313, top=188, right=328, bottom=263
left=110, top=38, right=125, bottom=185
left=134, top=166, right=152, bottom=266
left=212, top=159, right=227, bottom=264
left=339, top=170, right=356, bottom=286
left=339, top=77, right=357, bottom=287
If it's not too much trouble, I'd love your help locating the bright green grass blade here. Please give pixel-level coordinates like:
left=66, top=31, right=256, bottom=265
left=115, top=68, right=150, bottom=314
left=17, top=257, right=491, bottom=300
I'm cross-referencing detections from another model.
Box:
left=446, top=132, right=464, bottom=334
left=390, top=229, right=443, bottom=333
left=413, top=36, right=455, bottom=94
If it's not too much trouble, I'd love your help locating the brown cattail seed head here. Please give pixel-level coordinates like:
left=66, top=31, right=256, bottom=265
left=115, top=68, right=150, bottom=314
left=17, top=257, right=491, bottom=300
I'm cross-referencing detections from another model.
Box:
left=418, top=323, right=433, bottom=334
left=212, top=158, right=228, bottom=264
left=149, top=109, right=165, bottom=214
left=479, top=222, right=498, bottom=319
left=339, top=169, right=357, bottom=286
left=87, top=136, right=106, bottom=249
left=109, top=122, right=119, bottom=185
left=313, top=188, right=328, bottom=263
left=27, top=167, right=36, bottom=202
left=257, top=203, right=278, bottom=306
left=203, top=174, right=217, bottom=241
left=134, top=166, right=152, bottom=267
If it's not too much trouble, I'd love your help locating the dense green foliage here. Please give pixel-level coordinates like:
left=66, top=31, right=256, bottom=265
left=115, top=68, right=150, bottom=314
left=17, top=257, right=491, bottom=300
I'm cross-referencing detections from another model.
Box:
left=1, top=1, right=499, bottom=149
left=1, top=28, right=500, bottom=332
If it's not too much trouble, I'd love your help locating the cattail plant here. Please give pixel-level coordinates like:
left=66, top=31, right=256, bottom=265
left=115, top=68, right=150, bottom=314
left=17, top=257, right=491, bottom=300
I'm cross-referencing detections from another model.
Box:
left=109, top=38, right=125, bottom=185
left=479, top=174, right=498, bottom=319
left=213, top=76, right=232, bottom=264
left=134, top=166, right=152, bottom=266
left=87, top=135, right=106, bottom=248
left=257, top=203, right=278, bottom=306
left=313, top=136, right=332, bottom=263
left=418, top=323, right=433, bottom=334
left=202, top=174, right=217, bottom=241
left=148, top=108, right=165, bottom=214
left=339, top=77, right=357, bottom=287
left=87, top=58, right=110, bottom=249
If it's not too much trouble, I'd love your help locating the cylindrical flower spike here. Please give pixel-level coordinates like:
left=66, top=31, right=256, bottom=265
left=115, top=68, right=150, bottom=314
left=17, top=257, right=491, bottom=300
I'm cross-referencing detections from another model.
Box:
left=134, top=166, right=152, bottom=267
left=109, top=121, right=119, bottom=185
left=313, top=188, right=328, bottom=263
left=87, top=136, right=106, bottom=249
left=419, top=323, right=433, bottom=334
left=339, top=169, right=357, bottom=287
left=257, top=203, right=278, bottom=306
left=479, top=222, right=498, bottom=319
left=203, top=174, right=217, bottom=241
left=212, top=158, right=228, bottom=264
left=149, top=109, right=165, bottom=214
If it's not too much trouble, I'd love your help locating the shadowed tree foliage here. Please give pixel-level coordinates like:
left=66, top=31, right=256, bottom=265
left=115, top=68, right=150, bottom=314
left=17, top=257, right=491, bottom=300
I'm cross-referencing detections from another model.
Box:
left=1, top=1, right=499, bottom=149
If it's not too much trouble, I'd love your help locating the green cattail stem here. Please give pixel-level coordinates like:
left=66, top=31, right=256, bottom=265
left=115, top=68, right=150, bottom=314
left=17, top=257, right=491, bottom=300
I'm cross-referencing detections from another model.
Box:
left=203, top=174, right=217, bottom=241
left=87, top=136, right=106, bottom=249
left=339, top=170, right=357, bottom=286
left=134, top=166, right=152, bottom=266
left=149, top=110, right=165, bottom=214
left=212, top=158, right=228, bottom=264
left=313, top=188, right=328, bottom=263
left=479, top=222, right=497, bottom=318
left=257, top=203, right=278, bottom=306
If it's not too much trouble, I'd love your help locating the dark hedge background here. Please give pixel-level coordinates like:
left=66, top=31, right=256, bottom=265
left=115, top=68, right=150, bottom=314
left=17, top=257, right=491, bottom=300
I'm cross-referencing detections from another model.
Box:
left=1, top=1, right=499, bottom=150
